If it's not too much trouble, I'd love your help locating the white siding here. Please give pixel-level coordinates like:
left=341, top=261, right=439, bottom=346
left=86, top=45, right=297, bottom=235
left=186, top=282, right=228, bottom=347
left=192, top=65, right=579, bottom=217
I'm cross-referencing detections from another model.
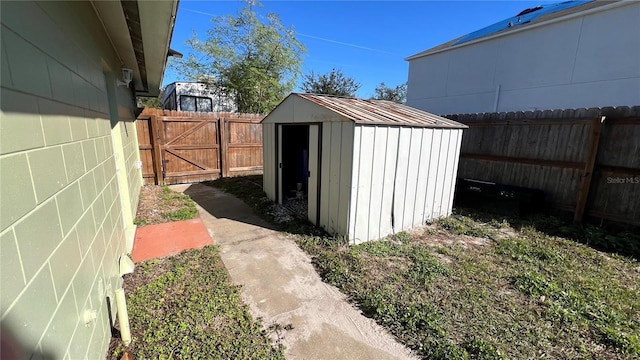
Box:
left=337, top=122, right=354, bottom=235
left=366, top=127, right=387, bottom=241
left=319, top=121, right=354, bottom=236
left=446, top=130, right=464, bottom=216
left=262, top=123, right=276, bottom=200
left=432, top=130, right=452, bottom=218
left=379, top=128, right=400, bottom=237
left=407, top=3, right=640, bottom=114
left=414, top=129, right=433, bottom=224
left=423, top=131, right=442, bottom=220
left=349, top=126, right=463, bottom=243
left=401, top=128, right=423, bottom=230
left=392, top=128, right=412, bottom=233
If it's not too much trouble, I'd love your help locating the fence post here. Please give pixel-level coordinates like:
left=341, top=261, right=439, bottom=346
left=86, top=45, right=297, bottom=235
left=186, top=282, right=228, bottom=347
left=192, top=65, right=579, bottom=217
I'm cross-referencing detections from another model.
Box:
left=219, top=117, right=229, bottom=178
left=151, top=111, right=164, bottom=185
left=574, top=116, right=605, bottom=223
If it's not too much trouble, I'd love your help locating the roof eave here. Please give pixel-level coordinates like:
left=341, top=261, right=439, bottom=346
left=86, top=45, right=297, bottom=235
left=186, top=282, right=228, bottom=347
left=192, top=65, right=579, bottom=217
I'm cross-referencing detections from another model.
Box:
left=405, top=0, right=628, bottom=62
left=90, top=0, right=179, bottom=97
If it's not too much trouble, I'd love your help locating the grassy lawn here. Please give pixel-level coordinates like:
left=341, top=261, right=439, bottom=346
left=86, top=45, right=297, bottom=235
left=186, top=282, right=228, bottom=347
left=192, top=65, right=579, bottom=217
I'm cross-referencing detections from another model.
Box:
left=211, top=175, right=640, bottom=360
left=109, top=246, right=284, bottom=359
left=109, top=184, right=284, bottom=359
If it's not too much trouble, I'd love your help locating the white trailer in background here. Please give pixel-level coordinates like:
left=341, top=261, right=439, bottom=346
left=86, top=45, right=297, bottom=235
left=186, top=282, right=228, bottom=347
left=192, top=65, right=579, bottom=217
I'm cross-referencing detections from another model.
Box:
left=161, top=81, right=237, bottom=112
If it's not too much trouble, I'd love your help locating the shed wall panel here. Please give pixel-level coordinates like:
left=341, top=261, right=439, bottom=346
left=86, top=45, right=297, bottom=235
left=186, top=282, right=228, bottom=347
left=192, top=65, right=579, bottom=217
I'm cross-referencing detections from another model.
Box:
left=432, top=130, right=452, bottom=218
left=447, top=130, right=463, bottom=214
left=414, top=129, right=434, bottom=225
left=366, top=127, right=387, bottom=241
left=262, top=123, right=276, bottom=200
left=353, top=126, right=375, bottom=243
left=392, top=128, right=412, bottom=233
left=379, top=128, right=400, bottom=238
left=328, top=122, right=344, bottom=233
left=438, top=130, right=457, bottom=217
left=402, top=128, right=424, bottom=230
left=349, top=126, right=463, bottom=243
left=317, top=121, right=354, bottom=236
left=337, top=122, right=354, bottom=235
left=320, top=124, right=332, bottom=228
left=424, top=131, right=443, bottom=220
left=348, top=126, right=362, bottom=240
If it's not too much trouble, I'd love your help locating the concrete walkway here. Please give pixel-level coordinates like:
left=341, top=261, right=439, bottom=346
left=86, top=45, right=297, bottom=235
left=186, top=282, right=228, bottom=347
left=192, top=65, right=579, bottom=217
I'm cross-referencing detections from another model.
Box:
left=177, top=183, right=417, bottom=360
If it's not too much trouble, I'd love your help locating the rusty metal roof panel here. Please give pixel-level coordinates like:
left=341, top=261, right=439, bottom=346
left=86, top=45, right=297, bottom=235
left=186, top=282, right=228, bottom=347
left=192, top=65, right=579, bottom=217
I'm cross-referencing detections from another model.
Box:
left=296, top=93, right=468, bottom=129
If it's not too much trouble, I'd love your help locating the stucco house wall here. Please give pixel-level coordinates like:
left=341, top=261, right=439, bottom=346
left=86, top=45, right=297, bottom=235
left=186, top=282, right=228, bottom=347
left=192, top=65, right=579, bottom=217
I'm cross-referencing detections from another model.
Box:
left=406, top=1, right=640, bottom=114
left=1, top=1, right=143, bottom=358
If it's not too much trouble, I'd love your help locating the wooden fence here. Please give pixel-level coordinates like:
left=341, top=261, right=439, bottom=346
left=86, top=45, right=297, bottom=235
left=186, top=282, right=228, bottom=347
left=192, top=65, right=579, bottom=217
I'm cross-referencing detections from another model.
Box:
left=136, top=108, right=264, bottom=185
left=444, top=106, right=640, bottom=226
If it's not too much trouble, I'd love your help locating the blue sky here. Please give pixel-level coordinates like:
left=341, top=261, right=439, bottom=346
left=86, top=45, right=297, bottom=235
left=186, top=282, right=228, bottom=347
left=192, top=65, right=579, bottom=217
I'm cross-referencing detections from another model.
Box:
left=163, top=1, right=547, bottom=98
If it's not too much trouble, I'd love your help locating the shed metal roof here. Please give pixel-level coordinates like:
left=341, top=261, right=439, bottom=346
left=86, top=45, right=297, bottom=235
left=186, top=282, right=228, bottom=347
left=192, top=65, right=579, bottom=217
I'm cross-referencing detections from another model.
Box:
left=294, top=93, right=468, bottom=129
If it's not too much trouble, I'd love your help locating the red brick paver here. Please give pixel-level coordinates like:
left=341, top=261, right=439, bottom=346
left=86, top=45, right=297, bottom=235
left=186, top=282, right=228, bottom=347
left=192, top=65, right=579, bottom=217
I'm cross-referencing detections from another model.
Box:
left=131, top=218, right=213, bottom=262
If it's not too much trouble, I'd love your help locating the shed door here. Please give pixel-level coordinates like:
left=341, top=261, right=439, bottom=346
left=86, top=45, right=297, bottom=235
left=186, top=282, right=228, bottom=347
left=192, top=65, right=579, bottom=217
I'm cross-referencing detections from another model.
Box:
left=308, top=124, right=320, bottom=224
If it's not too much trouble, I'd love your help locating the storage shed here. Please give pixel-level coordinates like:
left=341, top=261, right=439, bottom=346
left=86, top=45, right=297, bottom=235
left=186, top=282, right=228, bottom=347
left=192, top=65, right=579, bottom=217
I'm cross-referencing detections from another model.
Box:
left=262, top=93, right=468, bottom=244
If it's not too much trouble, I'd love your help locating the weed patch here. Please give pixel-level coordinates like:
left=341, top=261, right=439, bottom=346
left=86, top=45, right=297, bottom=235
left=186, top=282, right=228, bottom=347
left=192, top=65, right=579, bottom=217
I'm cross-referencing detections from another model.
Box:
left=108, top=246, right=284, bottom=359
left=134, top=185, right=198, bottom=225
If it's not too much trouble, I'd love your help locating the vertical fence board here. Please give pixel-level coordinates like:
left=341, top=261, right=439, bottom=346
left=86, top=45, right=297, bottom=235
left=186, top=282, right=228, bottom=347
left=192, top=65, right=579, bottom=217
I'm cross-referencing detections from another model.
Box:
left=445, top=108, right=640, bottom=226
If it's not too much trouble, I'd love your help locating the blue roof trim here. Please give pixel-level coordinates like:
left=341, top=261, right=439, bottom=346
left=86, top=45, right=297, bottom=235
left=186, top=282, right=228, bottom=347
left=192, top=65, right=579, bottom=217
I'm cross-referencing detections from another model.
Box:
left=453, top=0, right=591, bottom=46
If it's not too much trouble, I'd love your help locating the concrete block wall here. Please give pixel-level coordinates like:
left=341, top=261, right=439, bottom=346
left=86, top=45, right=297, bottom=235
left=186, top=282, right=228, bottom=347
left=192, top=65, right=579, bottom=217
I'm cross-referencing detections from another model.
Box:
left=0, top=1, right=142, bottom=358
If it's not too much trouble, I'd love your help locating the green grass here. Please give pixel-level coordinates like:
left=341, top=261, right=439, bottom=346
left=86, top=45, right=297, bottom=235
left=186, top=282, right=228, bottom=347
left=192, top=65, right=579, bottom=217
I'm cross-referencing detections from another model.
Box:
left=109, top=245, right=284, bottom=359
left=213, top=175, right=640, bottom=360
left=134, top=185, right=199, bottom=226
left=299, top=219, right=640, bottom=360
left=159, top=185, right=198, bottom=221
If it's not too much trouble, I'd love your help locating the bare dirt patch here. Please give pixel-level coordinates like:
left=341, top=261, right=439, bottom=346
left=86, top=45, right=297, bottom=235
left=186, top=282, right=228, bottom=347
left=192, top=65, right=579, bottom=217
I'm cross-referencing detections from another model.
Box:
left=134, top=185, right=198, bottom=226
left=412, top=226, right=491, bottom=248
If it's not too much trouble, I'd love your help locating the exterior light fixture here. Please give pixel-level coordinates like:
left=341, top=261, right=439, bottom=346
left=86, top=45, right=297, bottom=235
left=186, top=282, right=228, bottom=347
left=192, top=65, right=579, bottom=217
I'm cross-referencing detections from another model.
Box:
left=117, top=68, right=133, bottom=87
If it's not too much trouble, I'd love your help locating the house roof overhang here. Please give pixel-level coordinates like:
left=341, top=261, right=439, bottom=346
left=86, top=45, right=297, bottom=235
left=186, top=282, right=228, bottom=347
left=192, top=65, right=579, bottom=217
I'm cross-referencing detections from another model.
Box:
left=91, top=0, right=179, bottom=97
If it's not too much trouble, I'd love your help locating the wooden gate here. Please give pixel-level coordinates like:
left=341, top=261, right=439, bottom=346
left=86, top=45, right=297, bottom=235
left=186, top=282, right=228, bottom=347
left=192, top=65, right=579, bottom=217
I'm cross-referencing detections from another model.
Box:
left=136, top=108, right=264, bottom=185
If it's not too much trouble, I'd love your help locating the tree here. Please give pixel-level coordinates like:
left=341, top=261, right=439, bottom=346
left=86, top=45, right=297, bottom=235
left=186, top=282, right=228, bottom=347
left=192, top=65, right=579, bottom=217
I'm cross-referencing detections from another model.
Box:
left=176, top=1, right=305, bottom=113
left=372, top=82, right=407, bottom=103
left=301, top=68, right=361, bottom=97
left=136, top=96, right=161, bottom=109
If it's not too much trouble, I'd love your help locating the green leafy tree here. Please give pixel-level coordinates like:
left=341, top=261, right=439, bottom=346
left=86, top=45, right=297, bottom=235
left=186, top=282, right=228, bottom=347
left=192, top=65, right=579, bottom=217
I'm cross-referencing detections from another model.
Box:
left=176, top=1, right=305, bottom=113
left=301, top=68, right=361, bottom=97
left=372, top=82, right=407, bottom=103
left=137, top=96, right=161, bottom=109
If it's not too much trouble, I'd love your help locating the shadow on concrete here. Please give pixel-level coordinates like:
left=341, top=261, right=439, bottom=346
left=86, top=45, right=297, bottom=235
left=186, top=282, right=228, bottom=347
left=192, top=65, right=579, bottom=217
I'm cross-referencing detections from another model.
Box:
left=184, top=183, right=281, bottom=232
